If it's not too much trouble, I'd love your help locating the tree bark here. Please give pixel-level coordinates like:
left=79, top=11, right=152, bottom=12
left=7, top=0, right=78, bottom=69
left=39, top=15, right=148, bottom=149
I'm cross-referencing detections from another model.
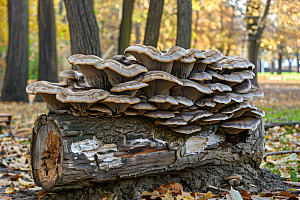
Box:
left=143, top=0, right=164, bottom=48
left=35, top=0, right=58, bottom=102
left=246, top=0, right=271, bottom=87
left=118, top=0, right=134, bottom=55
left=64, top=0, right=101, bottom=70
left=176, top=0, right=192, bottom=49
left=278, top=51, right=283, bottom=75
left=271, top=61, right=274, bottom=74
left=297, top=51, right=299, bottom=73
left=31, top=114, right=265, bottom=191
left=1, top=0, right=28, bottom=102
left=135, top=23, right=141, bottom=44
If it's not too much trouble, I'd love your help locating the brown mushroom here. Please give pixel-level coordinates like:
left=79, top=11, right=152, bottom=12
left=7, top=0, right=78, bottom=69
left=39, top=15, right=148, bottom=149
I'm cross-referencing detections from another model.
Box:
left=99, top=95, right=140, bottom=114
left=224, top=174, right=242, bottom=187
left=171, top=124, right=202, bottom=134
left=110, top=55, right=137, bottom=65
left=159, top=116, right=187, bottom=127
left=148, top=95, right=178, bottom=110
left=140, top=71, right=183, bottom=98
left=143, top=110, right=175, bottom=119
left=196, top=113, right=228, bottom=125
left=110, top=81, right=149, bottom=96
left=188, top=71, right=212, bottom=83
left=26, top=81, right=70, bottom=110
left=124, top=44, right=186, bottom=73
left=170, top=79, right=213, bottom=103
left=170, top=51, right=197, bottom=79
left=221, top=116, right=261, bottom=134
left=170, top=96, right=193, bottom=111
left=180, top=110, right=212, bottom=122
left=88, top=104, right=112, bottom=116
left=232, top=79, right=251, bottom=93
left=59, top=70, right=91, bottom=88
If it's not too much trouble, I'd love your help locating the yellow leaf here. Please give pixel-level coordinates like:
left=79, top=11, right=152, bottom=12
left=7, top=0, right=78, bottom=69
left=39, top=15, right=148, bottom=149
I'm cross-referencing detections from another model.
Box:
left=4, top=187, right=15, bottom=194
left=204, top=191, right=212, bottom=199
left=18, top=178, right=34, bottom=186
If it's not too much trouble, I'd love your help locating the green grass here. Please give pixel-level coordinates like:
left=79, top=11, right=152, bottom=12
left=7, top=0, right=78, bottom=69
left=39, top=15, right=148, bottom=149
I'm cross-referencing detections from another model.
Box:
left=258, top=72, right=300, bottom=81
left=261, top=107, right=300, bottom=123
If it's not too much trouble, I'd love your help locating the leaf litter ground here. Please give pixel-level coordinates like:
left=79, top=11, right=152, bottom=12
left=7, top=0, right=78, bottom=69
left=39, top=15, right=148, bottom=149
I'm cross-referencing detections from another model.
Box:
left=0, top=84, right=299, bottom=199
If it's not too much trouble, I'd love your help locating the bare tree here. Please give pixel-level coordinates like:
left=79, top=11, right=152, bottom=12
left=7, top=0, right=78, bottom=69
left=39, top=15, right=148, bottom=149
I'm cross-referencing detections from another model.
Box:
left=144, top=0, right=164, bottom=48
left=176, top=0, right=192, bottom=49
left=1, top=0, right=28, bottom=102
left=118, top=0, right=134, bottom=55
left=35, top=0, right=58, bottom=102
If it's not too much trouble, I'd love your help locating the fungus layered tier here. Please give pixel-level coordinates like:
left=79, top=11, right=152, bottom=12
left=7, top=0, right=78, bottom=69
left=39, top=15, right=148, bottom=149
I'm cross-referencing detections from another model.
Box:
left=26, top=44, right=264, bottom=135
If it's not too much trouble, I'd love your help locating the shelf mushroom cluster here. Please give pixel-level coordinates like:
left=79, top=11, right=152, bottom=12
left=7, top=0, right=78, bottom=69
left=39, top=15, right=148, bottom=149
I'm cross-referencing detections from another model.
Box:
left=26, top=44, right=264, bottom=135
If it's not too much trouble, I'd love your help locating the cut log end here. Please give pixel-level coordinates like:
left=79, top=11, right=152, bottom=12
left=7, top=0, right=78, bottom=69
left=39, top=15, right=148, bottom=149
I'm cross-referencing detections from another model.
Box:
left=33, top=128, right=62, bottom=190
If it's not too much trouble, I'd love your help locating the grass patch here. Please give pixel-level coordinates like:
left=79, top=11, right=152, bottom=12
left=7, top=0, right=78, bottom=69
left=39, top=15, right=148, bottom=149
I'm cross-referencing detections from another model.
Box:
left=258, top=72, right=300, bottom=81
left=260, top=107, right=300, bottom=123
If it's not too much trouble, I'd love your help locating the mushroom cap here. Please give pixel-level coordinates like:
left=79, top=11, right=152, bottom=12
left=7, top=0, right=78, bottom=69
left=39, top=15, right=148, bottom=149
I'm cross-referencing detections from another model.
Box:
left=59, top=70, right=84, bottom=81
left=173, top=96, right=193, bottom=107
left=220, top=101, right=257, bottom=114
left=213, top=93, right=243, bottom=104
left=110, top=55, right=137, bottom=65
left=207, top=62, right=222, bottom=70
left=130, top=102, right=157, bottom=110
left=225, top=174, right=242, bottom=181
left=202, top=113, right=228, bottom=121
left=221, top=116, right=261, bottom=134
left=240, top=85, right=264, bottom=101
left=195, top=98, right=216, bottom=107
left=170, top=79, right=213, bottom=98
left=148, top=95, right=178, bottom=110
left=180, top=110, right=212, bottom=122
left=26, top=81, right=67, bottom=95
left=100, top=94, right=140, bottom=104
left=110, top=81, right=149, bottom=93
left=232, top=79, right=252, bottom=93
left=201, top=49, right=223, bottom=64
left=124, top=108, right=138, bottom=115
left=143, top=110, right=175, bottom=119
left=140, top=71, right=183, bottom=85
left=124, top=44, right=186, bottom=62
left=159, top=116, right=187, bottom=126
left=219, top=56, right=255, bottom=70
left=207, top=69, right=254, bottom=83
left=171, top=124, right=202, bottom=134
left=56, top=88, right=110, bottom=103
left=88, top=104, right=112, bottom=115
left=186, top=48, right=206, bottom=59
left=207, top=83, right=232, bottom=92
left=189, top=71, right=212, bottom=82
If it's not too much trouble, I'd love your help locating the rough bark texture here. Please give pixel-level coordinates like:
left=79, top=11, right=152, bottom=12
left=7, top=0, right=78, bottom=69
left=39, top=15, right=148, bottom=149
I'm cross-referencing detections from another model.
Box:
left=118, top=0, right=134, bottom=55
left=64, top=0, right=101, bottom=70
left=176, top=0, right=191, bottom=49
left=35, top=0, right=58, bottom=102
left=1, top=0, right=28, bottom=102
left=246, top=0, right=271, bottom=87
left=31, top=114, right=267, bottom=191
left=143, top=0, right=164, bottom=48
left=29, top=114, right=297, bottom=199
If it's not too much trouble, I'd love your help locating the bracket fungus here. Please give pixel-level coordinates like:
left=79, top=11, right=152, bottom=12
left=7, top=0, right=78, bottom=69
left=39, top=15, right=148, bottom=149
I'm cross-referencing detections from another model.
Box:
left=124, top=44, right=186, bottom=73
left=30, top=44, right=264, bottom=136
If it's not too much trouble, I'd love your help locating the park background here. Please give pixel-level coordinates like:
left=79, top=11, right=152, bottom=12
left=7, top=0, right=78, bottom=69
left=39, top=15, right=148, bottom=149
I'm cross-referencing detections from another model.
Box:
left=0, top=0, right=300, bottom=197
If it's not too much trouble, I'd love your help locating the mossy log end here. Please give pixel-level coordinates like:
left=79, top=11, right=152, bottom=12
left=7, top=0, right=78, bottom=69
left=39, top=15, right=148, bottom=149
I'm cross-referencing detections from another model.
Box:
left=31, top=114, right=265, bottom=192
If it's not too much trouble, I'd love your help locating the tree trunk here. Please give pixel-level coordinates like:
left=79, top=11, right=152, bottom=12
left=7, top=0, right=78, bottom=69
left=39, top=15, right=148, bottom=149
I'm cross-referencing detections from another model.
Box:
left=176, top=0, right=191, bottom=49
left=118, top=0, right=134, bottom=55
left=248, top=39, right=259, bottom=86
left=297, top=51, right=299, bottom=73
left=135, top=23, right=141, bottom=44
left=35, top=0, right=58, bottom=102
left=278, top=52, right=283, bottom=75
left=271, top=61, right=274, bottom=74
left=1, top=0, right=28, bottom=102
left=288, top=59, right=292, bottom=73
left=64, top=0, right=102, bottom=70
left=143, top=0, right=164, bottom=48
left=31, top=114, right=266, bottom=192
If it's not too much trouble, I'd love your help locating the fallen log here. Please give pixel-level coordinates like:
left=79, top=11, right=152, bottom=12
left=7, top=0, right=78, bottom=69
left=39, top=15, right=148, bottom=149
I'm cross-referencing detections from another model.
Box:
left=31, top=113, right=265, bottom=191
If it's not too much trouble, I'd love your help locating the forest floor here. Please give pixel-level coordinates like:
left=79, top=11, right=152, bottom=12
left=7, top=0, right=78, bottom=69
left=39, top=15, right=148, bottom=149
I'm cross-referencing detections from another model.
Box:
left=0, top=82, right=300, bottom=199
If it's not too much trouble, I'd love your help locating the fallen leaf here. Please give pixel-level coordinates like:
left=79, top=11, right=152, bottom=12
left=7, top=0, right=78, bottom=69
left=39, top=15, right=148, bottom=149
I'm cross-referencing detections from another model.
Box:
left=0, top=196, right=12, bottom=200
left=204, top=191, right=213, bottom=199
left=157, top=182, right=183, bottom=195
left=278, top=191, right=296, bottom=197
left=241, top=189, right=251, bottom=199
left=4, top=187, right=15, bottom=194
left=18, top=178, right=34, bottom=186
left=38, top=190, right=48, bottom=199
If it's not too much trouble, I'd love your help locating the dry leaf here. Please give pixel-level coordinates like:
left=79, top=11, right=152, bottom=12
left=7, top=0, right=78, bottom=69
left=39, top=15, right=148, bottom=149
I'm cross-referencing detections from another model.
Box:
left=204, top=191, right=213, bottom=199
left=0, top=196, right=12, bottom=200
left=38, top=190, right=48, bottom=199
left=4, top=187, right=15, bottom=194
left=278, top=191, right=296, bottom=197
left=18, top=178, right=34, bottom=186
left=157, top=182, right=183, bottom=195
